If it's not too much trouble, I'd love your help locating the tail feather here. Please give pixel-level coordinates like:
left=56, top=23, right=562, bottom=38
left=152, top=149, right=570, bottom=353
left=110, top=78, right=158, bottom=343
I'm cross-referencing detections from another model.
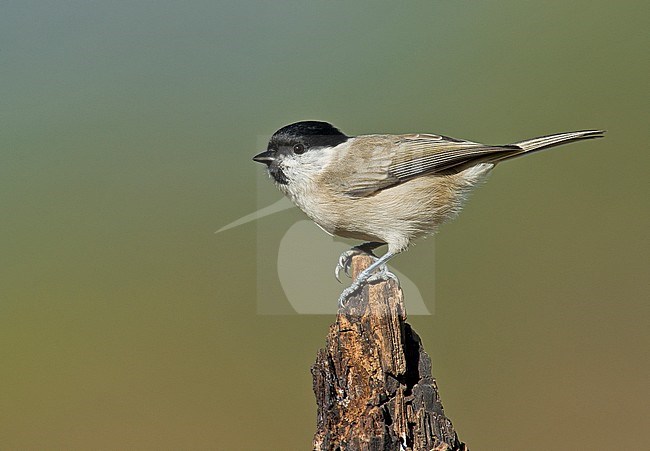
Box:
left=510, top=129, right=605, bottom=153
left=488, top=130, right=604, bottom=164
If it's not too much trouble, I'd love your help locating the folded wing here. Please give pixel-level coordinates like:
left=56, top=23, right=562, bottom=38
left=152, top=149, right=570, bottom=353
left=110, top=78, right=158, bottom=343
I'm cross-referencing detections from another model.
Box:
left=344, top=134, right=519, bottom=197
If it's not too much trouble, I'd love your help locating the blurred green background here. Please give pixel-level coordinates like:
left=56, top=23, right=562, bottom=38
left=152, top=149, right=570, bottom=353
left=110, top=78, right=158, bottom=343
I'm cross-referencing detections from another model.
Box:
left=2, top=1, right=648, bottom=449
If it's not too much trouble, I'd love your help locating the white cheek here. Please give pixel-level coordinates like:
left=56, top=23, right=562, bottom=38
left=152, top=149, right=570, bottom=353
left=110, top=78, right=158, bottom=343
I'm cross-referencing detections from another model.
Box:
left=278, top=149, right=337, bottom=212
left=282, top=149, right=335, bottom=182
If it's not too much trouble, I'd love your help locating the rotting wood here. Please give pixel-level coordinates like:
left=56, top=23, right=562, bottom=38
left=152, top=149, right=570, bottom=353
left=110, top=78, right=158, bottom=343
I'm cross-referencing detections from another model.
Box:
left=312, top=254, right=468, bottom=451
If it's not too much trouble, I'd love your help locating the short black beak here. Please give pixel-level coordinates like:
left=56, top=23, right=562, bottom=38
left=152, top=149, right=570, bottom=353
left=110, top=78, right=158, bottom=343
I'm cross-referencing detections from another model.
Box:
left=252, top=150, right=275, bottom=165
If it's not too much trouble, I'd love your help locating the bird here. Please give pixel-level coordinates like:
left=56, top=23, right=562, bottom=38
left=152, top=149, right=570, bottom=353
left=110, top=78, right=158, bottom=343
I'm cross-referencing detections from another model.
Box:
left=253, top=121, right=604, bottom=306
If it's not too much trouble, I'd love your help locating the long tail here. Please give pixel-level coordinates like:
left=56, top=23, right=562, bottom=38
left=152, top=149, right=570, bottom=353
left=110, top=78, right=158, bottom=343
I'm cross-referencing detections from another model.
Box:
left=495, top=130, right=605, bottom=162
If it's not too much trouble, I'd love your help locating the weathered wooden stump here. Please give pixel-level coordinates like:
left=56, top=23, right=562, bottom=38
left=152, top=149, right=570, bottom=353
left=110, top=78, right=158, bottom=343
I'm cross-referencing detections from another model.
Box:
left=312, top=254, right=468, bottom=451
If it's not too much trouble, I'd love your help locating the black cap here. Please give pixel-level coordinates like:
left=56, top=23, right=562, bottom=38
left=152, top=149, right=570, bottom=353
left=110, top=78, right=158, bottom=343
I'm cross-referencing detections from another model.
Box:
left=268, top=121, right=349, bottom=150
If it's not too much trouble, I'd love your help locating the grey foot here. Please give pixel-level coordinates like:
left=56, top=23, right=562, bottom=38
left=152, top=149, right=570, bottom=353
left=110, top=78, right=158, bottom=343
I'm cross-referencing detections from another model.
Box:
left=334, top=249, right=362, bottom=283
left=367, top=264, right=399, bottom=285
left=338, top=265, right=400, bottom=308
left=334, top=242, right=384, bottom=283
left=338, top=281, right=364, bottom=307
left=336, top=246, right=395, bottom=308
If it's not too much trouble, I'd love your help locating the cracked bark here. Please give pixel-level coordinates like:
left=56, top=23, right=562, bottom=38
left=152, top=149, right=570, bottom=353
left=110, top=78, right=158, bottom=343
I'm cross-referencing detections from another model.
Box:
left=312, top=254, right=468, bottom=451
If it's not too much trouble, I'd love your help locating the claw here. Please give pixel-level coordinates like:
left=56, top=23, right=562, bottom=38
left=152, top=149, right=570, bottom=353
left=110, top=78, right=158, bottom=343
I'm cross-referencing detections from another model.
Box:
left=334, top=255, right=346, bottom=283
left=338, top=289, right=350, bottom=307
left=334, top=243, right=387, bottom=284
left=334, top=249, right=364, bottom=283
left=338, top=282, right=363, bottom=307
left=334, top=254, right=344, bottom=283
left=335, top=265, right=344, bottom=284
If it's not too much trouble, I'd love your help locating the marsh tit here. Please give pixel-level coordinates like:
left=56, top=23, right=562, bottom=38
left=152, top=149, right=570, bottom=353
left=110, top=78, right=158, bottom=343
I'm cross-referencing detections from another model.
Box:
left=253, top=121, right=604, bottom=306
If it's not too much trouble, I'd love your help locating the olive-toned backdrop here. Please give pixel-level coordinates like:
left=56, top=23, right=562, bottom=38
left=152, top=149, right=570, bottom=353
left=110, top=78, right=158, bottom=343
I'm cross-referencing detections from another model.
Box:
left=2, top=1, right=648, bottom=449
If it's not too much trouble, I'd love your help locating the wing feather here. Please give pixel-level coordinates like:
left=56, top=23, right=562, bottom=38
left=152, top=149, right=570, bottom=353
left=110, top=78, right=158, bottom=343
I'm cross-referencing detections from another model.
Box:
left=342, top=134, right=519, bottom=197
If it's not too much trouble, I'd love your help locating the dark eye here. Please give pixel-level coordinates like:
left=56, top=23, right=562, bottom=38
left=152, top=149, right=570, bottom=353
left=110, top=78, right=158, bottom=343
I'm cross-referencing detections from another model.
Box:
left=293, top=143, right=305, bottom=154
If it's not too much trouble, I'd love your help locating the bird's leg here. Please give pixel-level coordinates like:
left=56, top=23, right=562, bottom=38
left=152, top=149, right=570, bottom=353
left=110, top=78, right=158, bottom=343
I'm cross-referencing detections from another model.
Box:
left=338, top=251, right=396, bottom=307
left=334, top=242, right=384, bottom=283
